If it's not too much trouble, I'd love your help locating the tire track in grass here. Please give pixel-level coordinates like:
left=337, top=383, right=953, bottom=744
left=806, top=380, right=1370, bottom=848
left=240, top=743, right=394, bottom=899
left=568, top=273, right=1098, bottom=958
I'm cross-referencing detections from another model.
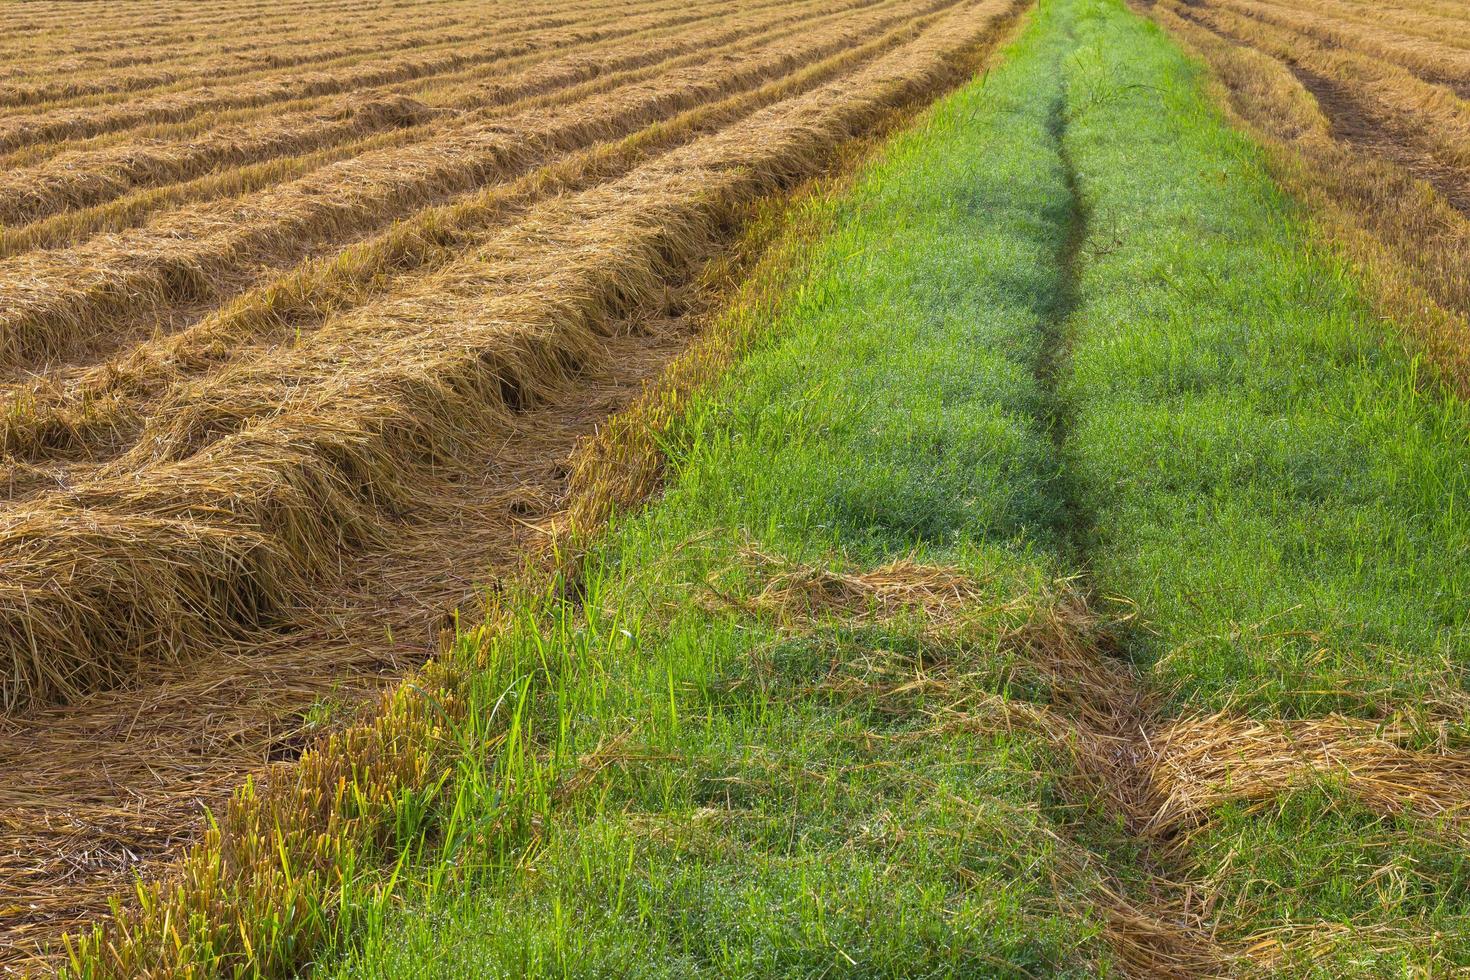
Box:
left=1015, top=15, right=1234, bottom=973
left=284, top=8, right=1232, bottom=974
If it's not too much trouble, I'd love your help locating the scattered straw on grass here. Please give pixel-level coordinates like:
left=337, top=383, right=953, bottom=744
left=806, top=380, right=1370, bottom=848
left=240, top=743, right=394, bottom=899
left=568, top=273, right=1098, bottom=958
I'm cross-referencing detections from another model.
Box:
left=1144, top=713, right=1470, bottom=838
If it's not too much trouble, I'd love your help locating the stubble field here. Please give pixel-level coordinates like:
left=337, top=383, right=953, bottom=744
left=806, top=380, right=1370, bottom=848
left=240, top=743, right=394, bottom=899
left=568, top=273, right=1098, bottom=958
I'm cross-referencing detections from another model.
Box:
left=0, top=0, right=1028, bottom=967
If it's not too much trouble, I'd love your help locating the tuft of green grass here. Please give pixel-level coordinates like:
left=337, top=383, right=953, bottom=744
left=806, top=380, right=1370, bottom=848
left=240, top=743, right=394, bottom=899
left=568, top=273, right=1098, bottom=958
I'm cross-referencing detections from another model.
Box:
left=1188, top=784, right=1470, bottom=975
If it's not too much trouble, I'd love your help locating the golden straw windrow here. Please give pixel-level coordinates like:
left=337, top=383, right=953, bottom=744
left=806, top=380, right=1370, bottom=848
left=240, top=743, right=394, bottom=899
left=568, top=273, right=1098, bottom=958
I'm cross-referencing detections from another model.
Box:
left=1215, top=0, right=1470, bottom=87
left=0, top=12, right=687, bottom=152
left=0, top=0, right=1033, bottom=964
left=1, top=2, right=710, bottom=118
left=0, top=0, right=930, bottom=457
left=0, top=7, right=509, bottom=77
left=0, top=0, right=950, bottom=378
left=0, top=0, right=730, bottom=170
left=3, top=0, right=813, bottom=150
left=0, top=5, right=952, bottom=495
left=2, top=1, right=511, bottom=54
left=0, top=0, right=1004, bottom=712
left=0, top=22, right=522, bottom=109
left=0, top=3, right=662, bottom=110
left=0, top=8, right=940, bottom=405
left=1142, top=715, right=1470, bottom=838
left=0, top=0, right=864, bottom=229
left=1243, top=0, right=1470, bottom=48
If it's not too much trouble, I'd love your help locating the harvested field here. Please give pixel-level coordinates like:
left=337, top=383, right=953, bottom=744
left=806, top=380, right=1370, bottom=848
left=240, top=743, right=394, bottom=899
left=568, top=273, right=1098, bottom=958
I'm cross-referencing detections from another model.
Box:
left=0, top=0, right=1029, bottom=968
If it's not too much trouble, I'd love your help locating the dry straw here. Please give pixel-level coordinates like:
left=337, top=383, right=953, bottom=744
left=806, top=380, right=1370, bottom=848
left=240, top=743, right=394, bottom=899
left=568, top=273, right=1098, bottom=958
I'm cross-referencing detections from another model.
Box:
left=710, top=548, right=1235, bottom=977
left=0, top=0, right=1003, bottom=713
left=0, top=0, right=952, bottom=373
left=1143, top=713, right=1470, bottom=837
left=0, top=0, right=923, bottom=471
left=0, top=23, right=561, bottom=153
left=725, top=548, right=1470, bottom=974
left=0, top=0, right=792, bottom=224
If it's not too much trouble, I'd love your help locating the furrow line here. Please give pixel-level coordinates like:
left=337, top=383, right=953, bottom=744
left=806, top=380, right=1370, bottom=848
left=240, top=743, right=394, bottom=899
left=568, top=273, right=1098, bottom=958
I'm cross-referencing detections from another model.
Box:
left=0, top=17, right=570, bottom=110
left=0, top=2, right=732, bottom=155
left=0, top=10, right=936, bottom=377
left=0, top=0, right=838, bottom=228
left=1247, top=0, right=1470, bottom=53
left=1174, top=1, right=1470, bottom=177
left=1146, top=0, right=1470, bottom=385
left=0, top=0, right=470, bottom=45
left=1209, top=0, right=1470, bottom=94
left=0, top=0, right=713, bottom=169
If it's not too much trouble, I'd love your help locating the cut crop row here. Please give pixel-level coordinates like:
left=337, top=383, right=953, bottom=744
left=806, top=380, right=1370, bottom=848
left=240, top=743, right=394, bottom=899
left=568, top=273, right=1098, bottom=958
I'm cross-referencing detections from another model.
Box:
left=0, top=0, right=941, bottom=383
left=1166, top=1, right=1470, bottom=202
left=0, top=1, right=722, bottom=155
left=1147, top=0, right=1470, bottom=397
left=0, top=0, right=949, bottom=476
left=0, top=0, right=852, bottom=256
left=0, top=0, right=1020, bottom=715
left=1244, top=0, right=1470, bottom=48
left=0, top=0, right=838, bottom=228
left=0, top=15, right=540, bottom=110
left=0, top=0, right=949, bottom=377
left=0, top=0, right=726, bottom=170
left=1, top=0, right=473, bottom=48
left=1204, top=0, right=1470, bottom=91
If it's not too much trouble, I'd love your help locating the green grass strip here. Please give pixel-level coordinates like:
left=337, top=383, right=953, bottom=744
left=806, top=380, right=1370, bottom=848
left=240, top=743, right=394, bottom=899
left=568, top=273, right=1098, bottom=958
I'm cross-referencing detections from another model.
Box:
left=1059, top=3, right=1470, bottom=970
left=1059, top=0, right=1470, bottom=726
